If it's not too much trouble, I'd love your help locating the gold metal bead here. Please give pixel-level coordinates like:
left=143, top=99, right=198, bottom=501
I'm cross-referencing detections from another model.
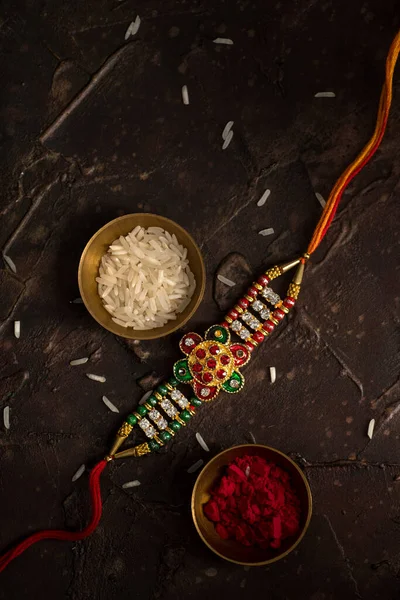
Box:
left=269, top=316, right=279, bottom=326
left=144, top=403, right=153, bottom=411
left=133, top=412, right=142, bottom=421
left=261, top=328, right=270, bottom=336
left=175, top=416, right=186, bottom=426
left=254, top=282, right=263, bottom=291
left=154, top=434, right=163, bottom=445
left=165, top=427, right=175, bottom=436
left=281, top=305, right=290, bottom=314
left=225, top=316, right=233, bottom=324
left=118, top=423, right=133, bottom=437
left=165, top=383, right=174, bottom=391
left=288, top=283, right=301, bottom=299
left=244, top=294, right=254, bottom=303
left=234, top=304, right=244, bottom=314
left=188, top=407, right=196, bottom=416
left=154, top=392, right=163, bottom=401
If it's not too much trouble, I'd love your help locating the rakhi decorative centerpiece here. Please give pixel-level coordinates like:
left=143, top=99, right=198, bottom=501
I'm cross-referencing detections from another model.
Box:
left=109, top=258, right=303, bottom=460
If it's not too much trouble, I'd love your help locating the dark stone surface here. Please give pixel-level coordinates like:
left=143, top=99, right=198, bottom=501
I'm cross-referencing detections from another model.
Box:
left=0, top=2, right=399, bottom=598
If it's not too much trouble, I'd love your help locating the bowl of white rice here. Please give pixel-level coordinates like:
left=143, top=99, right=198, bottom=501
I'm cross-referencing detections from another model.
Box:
left=78, top=214, right=205, bottom=339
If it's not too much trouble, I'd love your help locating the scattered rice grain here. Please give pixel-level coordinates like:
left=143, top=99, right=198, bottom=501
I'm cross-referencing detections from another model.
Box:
left=248, top=431, right=256, bottom=444
left=3, top=254, right=16, bottom=273
left=196, top=432, right=210, bottom=452
left=14, top=321, right=20, bottom=339
left=367, top=418, right=375, bottom=439
left=70, top=357, right=89, bottom=366
left=269, top=366, right=276, bottom=384
left=217, top=274, right=236, bottom=287
left=222, top=129, right=233, bottom=150
left=125, top=15, right=141, bottom=39
left=72, top=464, right=85, bottom=482
left=213, top=38, right=233, bottom=45
left=3, top=406, right=10, bottom=430
left=222, top=121, right=234, bottom=140
left=257, top=189, right=271, bottom=207
left=258, top=228, right=275, bottom=236
left=315, top=192, right=326, bottom=207
left=314, top=91, right=336, bottom=98
left=102, top=395, right=119, bottom=413
left=187, top=459, right=204, bottom=473
left=182, top=85, right=189, bottom=105
left=122, top=480, right=141, bottom=489
left=86, top=373, right=106, bottom=383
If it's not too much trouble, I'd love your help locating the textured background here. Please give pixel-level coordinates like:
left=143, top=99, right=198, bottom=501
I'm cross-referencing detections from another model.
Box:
left=0, top=1, right=399, bottom=598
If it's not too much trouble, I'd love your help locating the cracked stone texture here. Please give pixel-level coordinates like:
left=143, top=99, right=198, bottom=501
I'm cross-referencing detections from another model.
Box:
left=0, top=1, right=400, bottom=598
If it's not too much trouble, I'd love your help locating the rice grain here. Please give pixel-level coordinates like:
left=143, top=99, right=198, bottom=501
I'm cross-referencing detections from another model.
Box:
left=122, top=480, right=141, bottom=489
left=125, top=15, right=141, bottom=39
left=257, top=189, right=271, bottom=207
left=102, top=396, right=119, bottom=413
left=269, top=366, right=276, bottom=383
left=222, top=121, right=234, bottom=140
left=367, top=418, right=375, bottom=439
left=196, top=432, right=210, bottom=452
left=258, top=228, right=275, bottom=236
left=3, top=254, right=16, bottom=273
left=14, top=321, right=20, bottom=339
left=217, top=274, right=236, bottom=287
left=3, top=406, right=10, bottom=430
left=213, top=38, right=233, bottom=45
left=314, top=92, right=336, bottom=98
left=72, top=464, right=85, bottom=482
left=187, top=459, right=204, bottom=473
left=182, top=85, right=189, bottom=105
left=70, top=357, right=89, bottom=366
left=86, top=373, right=106, bottom=383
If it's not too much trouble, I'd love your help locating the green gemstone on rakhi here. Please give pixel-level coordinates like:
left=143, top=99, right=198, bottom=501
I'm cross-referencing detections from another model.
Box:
left=126, top=414, right=137, bottom=426
left=147, top=395, right=158, bottom=406
left=180, top=410, right=191, bottom=422
left=173, top=358, right=193, bottom=383
left=205, top=324, right=230, bottom=344
left=149, top=440, right=160, bottom=452
left=160, top=431, right=172, bottom=443
left=137, top=405, right=148, bottom=417
left=168, top=376, right=179, bottom=387
left=157, top=384, right=169, bottom=396
left=191, top=397, right=202, bottom=407
left=169, top=420, right=181, bottom=432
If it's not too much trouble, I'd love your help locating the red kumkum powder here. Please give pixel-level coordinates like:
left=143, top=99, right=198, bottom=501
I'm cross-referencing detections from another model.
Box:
left=203, top=455, right=301, bottom=549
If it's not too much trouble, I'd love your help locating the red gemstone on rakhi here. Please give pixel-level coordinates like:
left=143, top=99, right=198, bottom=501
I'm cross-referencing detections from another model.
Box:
left=238, top=298, right=249, bottom=309
left=189, top=404, right=196, bottom=412
left=216, top=369, right=227, bottom=380
left=196, top=348, right=206, bottom=359
left=245, top=341, right=255, bottom=352
left=220, top=354, right=230, bottom=365
left=192, top=362, right=203, bottom=373
left=257, top=275, right=269, bottom=286
left=220, top=321, right=229, bottom=328
left=247, top=287, right=258, bottom=297
left=203, top=372, right=213, bottom=383
left=263, top=320, right=275, bottom=332
left=283, top=297, right=295, bottom=308
left=228, top=309, right=239, bottom=320
left=207, top=358, right=217, bottom=369
left=252, top=331, right=265, bottom=343
left=273, top=309, right=285, bottom=321
left=210, top=345, right=220, bottom=355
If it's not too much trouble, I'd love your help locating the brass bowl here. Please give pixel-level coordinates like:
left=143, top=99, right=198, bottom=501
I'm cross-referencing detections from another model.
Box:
left=78, top=214, right=205, bottom=340
left=192, top=444, right=312, bottom=566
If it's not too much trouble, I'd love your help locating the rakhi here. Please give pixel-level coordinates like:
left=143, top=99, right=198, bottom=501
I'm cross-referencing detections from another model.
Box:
left=1, top=30, right=399, bottom=574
